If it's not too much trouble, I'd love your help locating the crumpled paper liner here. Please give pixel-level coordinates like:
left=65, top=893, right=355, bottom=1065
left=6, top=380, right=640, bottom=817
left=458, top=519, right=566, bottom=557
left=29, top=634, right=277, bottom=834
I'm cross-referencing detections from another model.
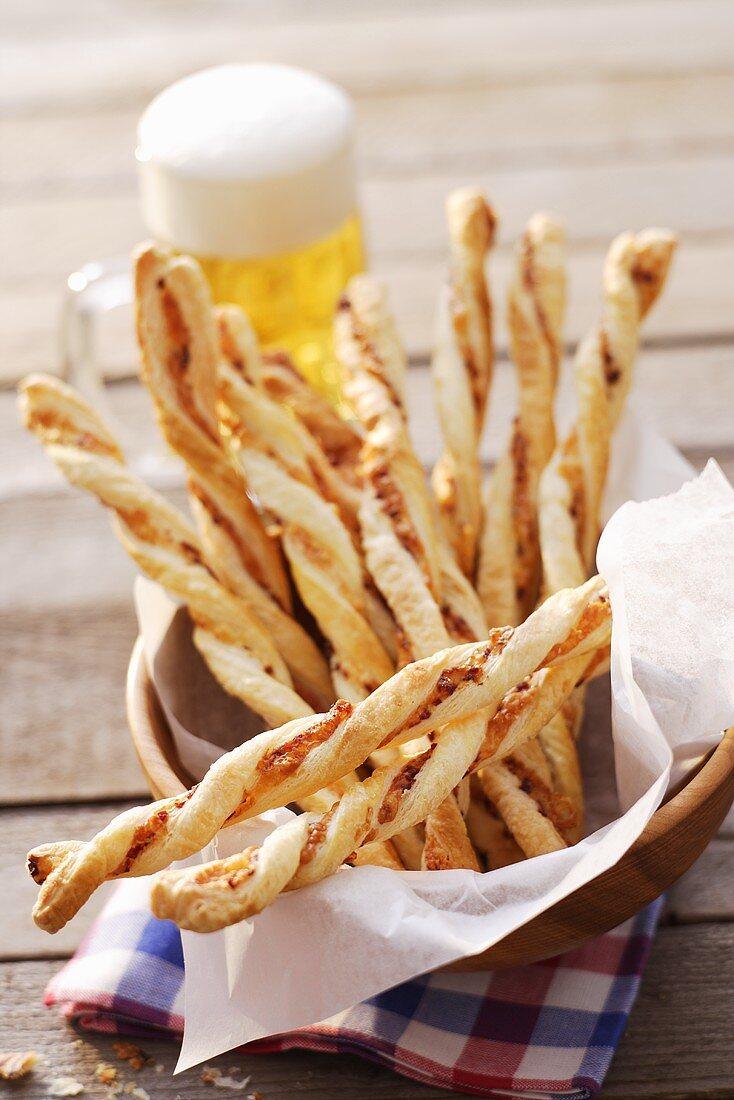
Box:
left=131, top=406, right=734, bottom=1070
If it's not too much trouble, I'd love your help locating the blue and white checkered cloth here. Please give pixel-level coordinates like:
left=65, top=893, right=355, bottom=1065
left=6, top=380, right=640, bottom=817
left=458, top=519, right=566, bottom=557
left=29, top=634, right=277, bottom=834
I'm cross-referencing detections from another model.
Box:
left=46, top=880, right=662, bottom=1096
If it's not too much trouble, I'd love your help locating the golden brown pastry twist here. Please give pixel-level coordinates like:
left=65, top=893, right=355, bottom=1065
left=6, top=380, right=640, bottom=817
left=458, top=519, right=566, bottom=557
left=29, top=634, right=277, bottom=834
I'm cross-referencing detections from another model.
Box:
left=477, top=214, right=566, bottom=626
left=336, top=271, right=576, bottom=867
left=534, top=228, right=676, bottom=828
left=540, top=229, right=677, bottom=591
left=217, top=345, right=394, bottom=703
left=431, top=189, right=497, bottom=575
left=260, top=350, right=363, bottom=479
left=150, top=578, right=610, bottom=931
left=28, top=577, right=609, bottom=933
left=134, top=245, right=335, bottom=711
left=336, top=273, right=482, bottom=867
left=469, top=213, right=572, bottom=850
left=19, top=374, right=310, bottom=731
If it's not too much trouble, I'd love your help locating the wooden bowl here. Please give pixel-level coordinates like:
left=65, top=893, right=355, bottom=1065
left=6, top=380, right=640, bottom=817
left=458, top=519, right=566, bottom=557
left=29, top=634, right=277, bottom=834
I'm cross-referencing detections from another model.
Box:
left=127, top=637, right=734, bottom=970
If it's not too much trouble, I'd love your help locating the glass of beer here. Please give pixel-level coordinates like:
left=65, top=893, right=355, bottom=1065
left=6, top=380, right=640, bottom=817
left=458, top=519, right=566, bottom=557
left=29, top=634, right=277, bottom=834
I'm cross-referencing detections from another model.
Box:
left=64, top=63, right=364, bottom=410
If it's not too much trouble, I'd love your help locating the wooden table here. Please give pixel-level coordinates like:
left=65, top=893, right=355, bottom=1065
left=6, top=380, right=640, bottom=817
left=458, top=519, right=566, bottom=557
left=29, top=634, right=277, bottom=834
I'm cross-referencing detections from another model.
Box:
left=2, top=2, right=734, bottom=1096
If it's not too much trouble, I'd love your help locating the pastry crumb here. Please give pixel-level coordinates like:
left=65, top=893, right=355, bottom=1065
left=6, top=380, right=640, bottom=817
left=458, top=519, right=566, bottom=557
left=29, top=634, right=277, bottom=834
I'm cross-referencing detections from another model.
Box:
left=213, top=1073, right=251, bottom=1090
left=95, top=1062, right=118, bottom=1085
left=47, top=1077, right=85, bottom=1097
left=0, top=1051, right=38, bottom=1079
left=112, top=1041, right=149, bottom=1071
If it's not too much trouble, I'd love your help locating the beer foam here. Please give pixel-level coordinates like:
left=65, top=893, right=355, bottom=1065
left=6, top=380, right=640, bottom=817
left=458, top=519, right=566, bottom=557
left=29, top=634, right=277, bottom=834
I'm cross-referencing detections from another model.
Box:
left=137, top=64, right=358, bottom=258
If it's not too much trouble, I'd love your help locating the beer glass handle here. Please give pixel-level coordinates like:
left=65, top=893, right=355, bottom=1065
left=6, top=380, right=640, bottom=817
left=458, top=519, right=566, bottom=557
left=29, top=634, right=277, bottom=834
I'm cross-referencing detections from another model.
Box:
left=60, top=256, right=183, bottom=481
left=62, top=257, right=134, bottom=407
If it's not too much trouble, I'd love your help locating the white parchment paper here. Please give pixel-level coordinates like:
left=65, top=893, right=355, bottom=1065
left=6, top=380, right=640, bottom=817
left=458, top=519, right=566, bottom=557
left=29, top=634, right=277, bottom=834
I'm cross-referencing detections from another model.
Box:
left=133, top=406, right=734, bottom=1071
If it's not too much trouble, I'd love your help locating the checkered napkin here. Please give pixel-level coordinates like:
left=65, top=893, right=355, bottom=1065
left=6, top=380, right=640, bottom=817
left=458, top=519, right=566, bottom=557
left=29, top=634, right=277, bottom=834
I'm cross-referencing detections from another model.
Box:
left=46, top=880, right=662, bottom=1098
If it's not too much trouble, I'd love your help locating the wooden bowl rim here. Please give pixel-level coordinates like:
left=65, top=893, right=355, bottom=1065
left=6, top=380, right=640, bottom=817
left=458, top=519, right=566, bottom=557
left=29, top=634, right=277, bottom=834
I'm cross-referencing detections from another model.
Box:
left=126, top=637, right=734, bottom=966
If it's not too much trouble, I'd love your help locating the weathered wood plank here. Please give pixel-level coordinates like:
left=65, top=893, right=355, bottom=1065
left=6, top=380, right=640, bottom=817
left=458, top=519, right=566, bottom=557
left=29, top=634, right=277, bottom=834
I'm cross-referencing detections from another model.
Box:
left=1, top=803, right=140, bottom=961
left=666, top=839, right=734, bottom=923
left=4, top=242, right=734, bottom=384
left=5, top=157, right=733, bottom=283
left=2, top=923, right=733, bottom=1097
left=5, top=74, right=734, bottom=197
left=1, top=0, right=500, bottom=38
left=4, top=2, right=734, bottom=112
left=367, top=157, right=734, bottom=257
left=0, top=476, right=192, bottom=805
left=0, top=600, right=148, bottom=805
left=602, top=923, right=734, bottom=1098
left=7, top=0, right=597, bottom=44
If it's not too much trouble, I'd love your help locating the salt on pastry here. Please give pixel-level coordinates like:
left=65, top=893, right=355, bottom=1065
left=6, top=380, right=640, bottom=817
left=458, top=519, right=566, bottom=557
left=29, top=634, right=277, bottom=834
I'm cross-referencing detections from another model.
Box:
left=27, top=577, right=610, bottom=932
left=431, top=189, right=497, bottom=576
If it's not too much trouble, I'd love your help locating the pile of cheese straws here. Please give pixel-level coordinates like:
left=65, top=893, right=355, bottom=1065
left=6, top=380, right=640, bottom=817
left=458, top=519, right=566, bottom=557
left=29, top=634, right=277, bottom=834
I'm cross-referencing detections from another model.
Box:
left=20, top=190, right=675, bottom=934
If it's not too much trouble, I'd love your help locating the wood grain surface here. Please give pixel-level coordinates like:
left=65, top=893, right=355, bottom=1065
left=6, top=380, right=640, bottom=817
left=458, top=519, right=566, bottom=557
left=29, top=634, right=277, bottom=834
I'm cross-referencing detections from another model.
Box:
left=3, top=0, right=734, bottom=1095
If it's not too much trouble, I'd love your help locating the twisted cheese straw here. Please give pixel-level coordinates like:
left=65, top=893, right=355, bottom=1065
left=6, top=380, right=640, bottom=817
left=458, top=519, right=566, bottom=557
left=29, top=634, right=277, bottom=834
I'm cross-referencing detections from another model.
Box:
left=137, top=249, right=374, bottom=753
left=476, top=214, right=566, bottom=626
left=336, top=273, right=444, bottom=614
left=150, top=578, right=610, bottom=931
left=468, top=213, right=578, bottom=852
left=431, top=189, right=497, bottom=576
left=28, top=577, right=609, bottom=933
left=20, top=366, right=371, bottom=846
left=540, top=229, right=677, bottom=593
left=336, top=273, right=483, bottom=868
left=430, top=196, right=568, bottom=864
left=216, top=309, right=397, bottom=665
left=217, top=346, right=395, bottom=703
left=134, top=245, right=334, bottom=711
left=19, top=374, right=309, bottom=730
left=536, top=228, right=676, bottom=822
left=259, top=350, right=363, bottom=480
left=435, top=206, right=572, bottom=853
left=337, top=271, right=574, bottom=865
left=134, top=245, right=289, bottom=608
left=212, top=307, right=401, bottom=867
left=24, top=357, right=395, bottom=872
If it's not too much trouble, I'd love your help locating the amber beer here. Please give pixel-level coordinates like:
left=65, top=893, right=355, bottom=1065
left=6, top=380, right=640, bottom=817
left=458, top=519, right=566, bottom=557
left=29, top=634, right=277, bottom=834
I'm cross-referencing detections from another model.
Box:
left=137, top=64, right=364, bottom=398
